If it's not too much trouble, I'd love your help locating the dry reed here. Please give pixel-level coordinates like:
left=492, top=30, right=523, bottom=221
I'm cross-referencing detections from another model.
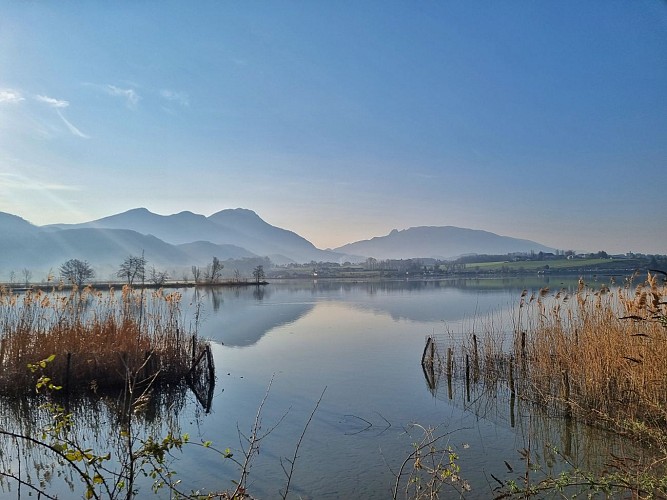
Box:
left=0, top=284, right=206, bottom=393
left=516, top=273, right=667, bottom=432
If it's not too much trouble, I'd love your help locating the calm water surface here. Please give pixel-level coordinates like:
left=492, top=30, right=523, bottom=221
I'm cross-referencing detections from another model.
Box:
left=2, top=277, right=634, bottom=499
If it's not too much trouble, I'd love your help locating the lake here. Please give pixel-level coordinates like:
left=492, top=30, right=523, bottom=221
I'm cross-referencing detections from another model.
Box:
left=0, top=277, right=642, bottom=498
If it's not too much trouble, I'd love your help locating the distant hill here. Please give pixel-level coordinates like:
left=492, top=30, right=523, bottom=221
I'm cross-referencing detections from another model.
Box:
left=46, top=207, right=342, bottom=264
left=334, top=226, right=555, bottom=260
left=177, top=241, right=257, bottom=262
left=0, top=208, right=561, bottom=281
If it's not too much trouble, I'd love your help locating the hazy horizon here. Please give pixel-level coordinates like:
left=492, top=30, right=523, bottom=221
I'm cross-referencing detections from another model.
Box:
left=1, top=2, right=665, bottom=254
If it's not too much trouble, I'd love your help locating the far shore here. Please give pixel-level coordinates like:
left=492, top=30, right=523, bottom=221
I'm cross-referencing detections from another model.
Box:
left=1, top=280, right=269, bottom=292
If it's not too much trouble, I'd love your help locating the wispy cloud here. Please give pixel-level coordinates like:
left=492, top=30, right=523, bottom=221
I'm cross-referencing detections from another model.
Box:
left=55, top=110, right=90, bottom=139
left=34, top=94, right=90, bottom=139
left=35, top=94, right=70, bottom=108
left=106, top=85, right=140, bottom=108
left=0, top=89, right=25, bottom=104
left=160, top=89, right=189, bottom=107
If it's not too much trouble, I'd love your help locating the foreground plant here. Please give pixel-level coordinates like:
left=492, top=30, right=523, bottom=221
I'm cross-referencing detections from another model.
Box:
left=391, top=423, right=470, bottom=499
left=0, top=354, right=326, bottom=499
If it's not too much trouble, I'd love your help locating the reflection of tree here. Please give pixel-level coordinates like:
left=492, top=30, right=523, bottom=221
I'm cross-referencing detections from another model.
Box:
left=211, top=289, right=223, bottom=311
left=253, top=286, right=265, bottom=301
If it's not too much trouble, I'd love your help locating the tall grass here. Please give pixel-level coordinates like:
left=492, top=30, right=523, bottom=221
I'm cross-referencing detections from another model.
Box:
left=517, top=274, right=667, bottom=431
left=0, top=284, right=205, bottom=393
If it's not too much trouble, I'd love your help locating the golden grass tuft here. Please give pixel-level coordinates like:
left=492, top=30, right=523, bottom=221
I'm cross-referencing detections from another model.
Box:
left=0, top=285, right=205, bottom=393
left=517, top=273, right=667, bottom=430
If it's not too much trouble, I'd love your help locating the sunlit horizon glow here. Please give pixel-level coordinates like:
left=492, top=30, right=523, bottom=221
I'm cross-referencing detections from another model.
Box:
left=1, top=2, right=665, bottom=255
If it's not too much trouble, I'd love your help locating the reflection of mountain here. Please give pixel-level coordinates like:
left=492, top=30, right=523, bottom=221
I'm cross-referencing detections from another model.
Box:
left=182, top=279, right=583, bottom=347
left=266, top=280, right=578, bottom=323
left=189, top=287, right=315, bottom=347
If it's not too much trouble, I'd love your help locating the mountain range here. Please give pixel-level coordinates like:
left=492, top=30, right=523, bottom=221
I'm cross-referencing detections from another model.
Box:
left=0, top=208, right=554, bottom=280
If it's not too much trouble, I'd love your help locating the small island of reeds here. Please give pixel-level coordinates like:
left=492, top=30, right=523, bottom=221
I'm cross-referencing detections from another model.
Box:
left=0, top=284, right=211, bottom=395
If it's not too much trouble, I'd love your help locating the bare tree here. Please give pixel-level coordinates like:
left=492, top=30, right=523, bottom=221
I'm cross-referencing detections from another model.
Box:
left=117, top=254, right=147, bottom=285
left=21, top=268, right=32, bottom=288
left=59, top=259, right=95, bottom=286
left=191, top=265, right=201, bottom=284
left=204, top=257, right=224, bottom=284
left=149, top=266, right=169, bottom=286
left=233, top=268, right=241, bottom=283
left=252, top=265, right=265, bottom=284
left=8, top=270, right=15, bottom=285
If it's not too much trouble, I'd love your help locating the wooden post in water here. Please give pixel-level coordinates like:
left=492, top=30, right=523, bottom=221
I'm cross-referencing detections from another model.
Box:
left=562, top=368, right=572, bottom=418
left=447, top=347, right=453, bottom=400
left=430, top=338, right=435, bottom=364
left=465, top=354, right=470, bottom=402
left=191, top=334, right=197, bottom=368
left=472, top=335, right=480, bottom=382
left=508, top=356, right=516, bottom=427
left=520, top=331, right=527, bottom=375
left=447, top=348, right=453, bottom=377
left=520, top=331, right=526, bottom=359
left=65, top=352, right=72, bottom=394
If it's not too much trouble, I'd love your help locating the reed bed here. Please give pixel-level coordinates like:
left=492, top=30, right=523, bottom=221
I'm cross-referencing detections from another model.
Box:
left=0, top=284, right=206, bottom=394
left=518, top=274, right=667, bottom=430
left=425, top=273, right=667, bottom=435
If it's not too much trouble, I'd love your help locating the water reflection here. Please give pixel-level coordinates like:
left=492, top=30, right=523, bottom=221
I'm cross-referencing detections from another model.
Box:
left=189, top=279, right=566, bottom=347
left=0, top=383, right=197, bottom=498
left=420, top=334, right=660, bottom=497
left=2, top=278, right=633, bottom=498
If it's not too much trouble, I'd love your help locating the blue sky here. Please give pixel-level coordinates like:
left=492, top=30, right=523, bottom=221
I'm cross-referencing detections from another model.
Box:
left=1, top=1, right=665, bottom=254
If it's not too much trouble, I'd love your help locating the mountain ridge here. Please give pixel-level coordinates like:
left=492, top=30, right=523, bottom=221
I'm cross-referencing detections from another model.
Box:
left=334, top=225, right=555, bottom=260
left=1, top=207, right=558, bottom=279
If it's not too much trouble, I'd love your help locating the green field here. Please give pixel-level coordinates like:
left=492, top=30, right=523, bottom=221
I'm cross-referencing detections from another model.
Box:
left=459, top=257, right=636, bottom=272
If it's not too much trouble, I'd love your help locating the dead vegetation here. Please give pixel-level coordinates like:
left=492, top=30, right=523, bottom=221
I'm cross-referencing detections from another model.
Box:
left=0, top=284, right=208, bottom=394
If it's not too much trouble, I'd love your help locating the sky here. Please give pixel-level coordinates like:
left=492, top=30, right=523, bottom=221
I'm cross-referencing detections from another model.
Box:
left=0, top=1, right=666, bottom=254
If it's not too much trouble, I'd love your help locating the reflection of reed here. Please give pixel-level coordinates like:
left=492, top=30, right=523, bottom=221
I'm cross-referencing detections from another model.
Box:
left=0, top=383, right=193, bottom=496
left=421, top=335, right=659, bottom=489
left=421, top=275, right=667, bottom=493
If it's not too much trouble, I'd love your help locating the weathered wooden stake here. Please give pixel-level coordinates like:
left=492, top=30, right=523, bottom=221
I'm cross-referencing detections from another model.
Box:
left=562, top=368, right=572, bottom=417
left=472, top=335, right=480, bottom=382
left=446, top=347, right=453, bottom=377
left=65, top=352, right=72, bottom=394
left=508, top=356, right=515, bottom=395
left=521, top=331, right=526, bottom=359
left=465, top=354, right=470, bottom=402
left=520, top=331, right=527, bottom=375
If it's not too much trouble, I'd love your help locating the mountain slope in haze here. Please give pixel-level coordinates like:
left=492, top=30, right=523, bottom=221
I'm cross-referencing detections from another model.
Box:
left=177, top=241, right=257, bottom=262
left=0, top=226, right=191, bottom=278
left=334, top=226, right=555, bottom=260
left=0, top=213, right=266, bottom=280
left=0, top=212, right=41, bottom=238
left=46, top=208, right=342, bottom=263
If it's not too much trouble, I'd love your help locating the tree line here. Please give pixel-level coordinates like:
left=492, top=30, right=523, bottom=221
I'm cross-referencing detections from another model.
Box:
left=5, top=254, right=268, bottom=288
